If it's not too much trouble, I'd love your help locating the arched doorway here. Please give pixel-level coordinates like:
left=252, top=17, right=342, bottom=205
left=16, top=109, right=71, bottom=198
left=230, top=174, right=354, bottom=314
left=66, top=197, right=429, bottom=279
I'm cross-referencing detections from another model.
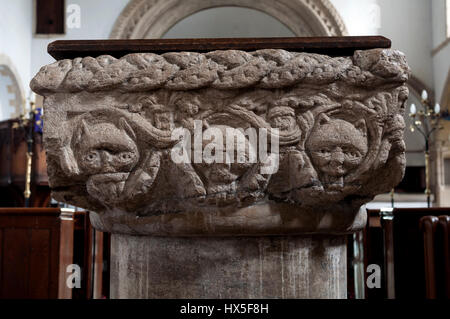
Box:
left=110, top=0, right=348, bottom=39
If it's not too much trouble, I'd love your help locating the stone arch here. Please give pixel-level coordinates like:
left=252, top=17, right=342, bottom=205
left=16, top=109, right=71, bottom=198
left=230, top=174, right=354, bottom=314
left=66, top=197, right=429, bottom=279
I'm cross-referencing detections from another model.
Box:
left=110, top=0, right=348, bottom=39
left=0, top=54, right=25, bottom=120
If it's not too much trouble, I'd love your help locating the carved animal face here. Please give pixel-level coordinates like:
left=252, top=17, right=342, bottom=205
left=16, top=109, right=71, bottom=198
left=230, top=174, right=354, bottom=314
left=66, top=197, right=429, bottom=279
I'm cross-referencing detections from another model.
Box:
left=306, top=114, right=367, bottom=187
left=75, top=120, right=139, bottom=175
left=73, top=118, right=139, bottom=205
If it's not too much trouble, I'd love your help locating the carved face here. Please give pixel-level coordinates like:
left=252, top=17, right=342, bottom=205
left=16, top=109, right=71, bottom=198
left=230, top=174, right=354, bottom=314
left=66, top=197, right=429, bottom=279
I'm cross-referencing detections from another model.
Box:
left=271, top=115, right=296, bottom=131
left=268, top=106, right=297, bottom=132
left=152, top=111, right=174, bottom=130
left=306, top=114, right=367, bottom=188
left=192, top=125, right=253, bottom=200
left=73, top=119, right=139, bottom=205
left=176, top=97, right=199, bottom=116
left=76, top=121, right=139, bottom=175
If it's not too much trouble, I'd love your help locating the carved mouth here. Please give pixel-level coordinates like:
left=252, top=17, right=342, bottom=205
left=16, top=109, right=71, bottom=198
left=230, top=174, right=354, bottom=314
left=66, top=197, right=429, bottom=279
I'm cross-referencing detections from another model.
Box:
left=322, top=165, right=346, bottom=176
left=86, top=173, right=130, bottom=205
left=209, top=167, right=239, bottom=183
left=89, top=172, right=129, bottom=183
left=322, top=175, right=344, bottom=190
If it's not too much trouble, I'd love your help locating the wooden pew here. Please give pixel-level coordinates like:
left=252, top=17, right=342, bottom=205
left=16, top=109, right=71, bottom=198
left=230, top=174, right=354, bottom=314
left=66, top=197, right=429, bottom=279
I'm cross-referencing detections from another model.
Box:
left=0, top=208, right=74, bottom=298
left=0, top=119, right=50, bottom=207
left=0, top=208, right=108, bottom=299
left=439, top=216, right=450, bottom=298
left=363, top=207, right=450, bottom=299
left=72, top=211, right=110, bottom=299
left=420, top=215, right=450, bottom=299
left=361, top=209, right=386, bottom=299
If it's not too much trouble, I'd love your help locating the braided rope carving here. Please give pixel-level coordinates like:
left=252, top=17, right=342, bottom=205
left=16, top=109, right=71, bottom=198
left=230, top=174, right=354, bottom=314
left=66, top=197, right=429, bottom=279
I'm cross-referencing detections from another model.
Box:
left=31, top=49, right=409, bottom=94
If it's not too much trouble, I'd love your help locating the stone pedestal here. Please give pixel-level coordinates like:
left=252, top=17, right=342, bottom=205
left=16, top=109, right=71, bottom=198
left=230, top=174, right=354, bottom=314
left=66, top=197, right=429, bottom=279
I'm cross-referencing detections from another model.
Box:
left=31, top=37, right=410, bottom=299
left=110, top=234, right=347, bottom=299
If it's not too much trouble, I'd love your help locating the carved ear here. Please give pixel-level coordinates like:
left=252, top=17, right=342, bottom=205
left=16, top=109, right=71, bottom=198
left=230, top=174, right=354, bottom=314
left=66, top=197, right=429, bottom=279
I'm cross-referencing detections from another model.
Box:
left=317, top=113, right=331, bottom=126
left=60, top=146, right=80, bottom=176
left=354, top=119, right=367, bottom=137
left=119, top=117, right=136, bottom=140
left=72, top=119, right=88, bottom=146
left=81, top=119, right=90, bottom=136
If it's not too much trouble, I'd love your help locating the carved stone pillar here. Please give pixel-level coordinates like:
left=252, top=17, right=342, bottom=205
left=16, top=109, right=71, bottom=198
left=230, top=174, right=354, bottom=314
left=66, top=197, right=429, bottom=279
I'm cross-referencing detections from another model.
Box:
left=31, top=37, right=410, bottom=299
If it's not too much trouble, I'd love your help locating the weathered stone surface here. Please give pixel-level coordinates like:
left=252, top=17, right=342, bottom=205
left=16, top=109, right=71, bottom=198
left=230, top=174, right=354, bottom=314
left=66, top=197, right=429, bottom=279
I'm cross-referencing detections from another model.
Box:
left=32, top=44, right=409, bottom=299
left=31, top=48, right=409, bottom=235
left=110, top=233, right=347, bottom=299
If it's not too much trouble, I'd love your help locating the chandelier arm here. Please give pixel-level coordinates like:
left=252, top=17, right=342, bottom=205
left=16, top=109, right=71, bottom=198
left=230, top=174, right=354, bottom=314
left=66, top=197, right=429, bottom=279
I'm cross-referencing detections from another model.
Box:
left=426, top=126, right=438, bottom=140
left=413, top=123, right=427, bottom=139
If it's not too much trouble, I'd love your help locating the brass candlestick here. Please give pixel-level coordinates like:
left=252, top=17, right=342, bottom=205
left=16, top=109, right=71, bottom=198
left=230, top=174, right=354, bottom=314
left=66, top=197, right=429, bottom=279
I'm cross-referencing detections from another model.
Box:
left=12, top=96, right=38, bottom=207
left=409, top=90, right=442, bottom=208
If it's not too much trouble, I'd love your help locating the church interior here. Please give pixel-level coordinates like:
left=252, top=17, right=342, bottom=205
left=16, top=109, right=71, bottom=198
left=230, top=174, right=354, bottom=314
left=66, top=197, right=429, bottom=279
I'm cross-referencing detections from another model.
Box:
left=0, top=0, right=449, bottom=300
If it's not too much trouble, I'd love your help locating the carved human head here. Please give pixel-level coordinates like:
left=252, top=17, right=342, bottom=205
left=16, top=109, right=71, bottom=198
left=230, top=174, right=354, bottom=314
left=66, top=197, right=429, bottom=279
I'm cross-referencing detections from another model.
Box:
left=192, top=125, right=254, bottom=195
left=267, top=106, right=297, bottom=132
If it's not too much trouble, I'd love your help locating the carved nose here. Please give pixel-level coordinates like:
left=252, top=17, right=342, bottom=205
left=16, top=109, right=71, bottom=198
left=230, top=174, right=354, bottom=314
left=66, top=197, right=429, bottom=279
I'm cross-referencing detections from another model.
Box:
left=101, top=152, right=116, bottom=172
left=330, top=149, right=344, bottom=164
left=218, top=162, right=231, bottom=170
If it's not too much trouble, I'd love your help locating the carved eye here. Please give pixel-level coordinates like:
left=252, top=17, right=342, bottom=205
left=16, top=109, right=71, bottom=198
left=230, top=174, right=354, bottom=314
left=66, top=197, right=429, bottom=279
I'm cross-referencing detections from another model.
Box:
left=345, top=150, right=360, bottom=158
left=85, top=152, right=99, bottom=162
left=119, top=152, right=134, bottom=161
